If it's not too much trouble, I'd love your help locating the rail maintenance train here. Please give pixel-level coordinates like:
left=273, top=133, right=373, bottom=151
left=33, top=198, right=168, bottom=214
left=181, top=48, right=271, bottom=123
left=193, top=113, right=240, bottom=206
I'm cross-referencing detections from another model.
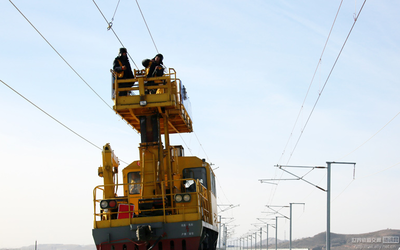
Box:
left=92, top=65, right=219, bottom=250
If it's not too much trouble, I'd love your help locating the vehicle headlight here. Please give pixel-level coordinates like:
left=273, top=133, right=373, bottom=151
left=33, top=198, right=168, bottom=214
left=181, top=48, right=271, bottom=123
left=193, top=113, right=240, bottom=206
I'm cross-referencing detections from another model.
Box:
left=175, top=194, right=183, bottom=202
left=100, top=200, right=108, bottom=209
left=100, top=199, right=117, bottom=209
left=175, top=194, right=191, bottom=203
left=183, top=194, right=191, bottom=202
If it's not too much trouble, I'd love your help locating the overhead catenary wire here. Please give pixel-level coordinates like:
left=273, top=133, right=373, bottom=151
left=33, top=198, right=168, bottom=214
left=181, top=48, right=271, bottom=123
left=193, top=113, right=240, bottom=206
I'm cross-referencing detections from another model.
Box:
left=10, top=0, right=206, bottom=161
left=284, top=0, right=367, bottom=165
left=10, top=0, right=213, bottom=192
left=269, top=0, right=397, bottom=226
left=92, top=0, right=139, bottom=69
left=112, top=0, right=121, bottom=19
left=107, top=0, right=121, bottom=30
left=92, top=0, right=203, bottom=161
left=8, top=1, right=221, bottom=223
left=9, top=0, right=114, bottom=112
left=215, top=174, right=234, bottom=214
left=298, top=160, right=400, bottom=222
left=332, top=179, right=354, bottom=202
left=339, top=110, right=400, bottom=160
left=267, top=0, right=367, bottom=209
left=359, top=162, right=400, bottom=179
left=176, top=133, right=193, bottom=155
left=1, top=79, right=101, bottom=151
left=277, top=0, right=344, bottom=165
left=269, top=0, right=345, bottom=207
left=134, top=0, right=159, bottom=54
left=0, top=79, right=130, bottom=165
left=7, top=0, right=137, bottom=165
left=332, top=159, right=400, bottom=201
left=194, top=131, right=211, bottom=163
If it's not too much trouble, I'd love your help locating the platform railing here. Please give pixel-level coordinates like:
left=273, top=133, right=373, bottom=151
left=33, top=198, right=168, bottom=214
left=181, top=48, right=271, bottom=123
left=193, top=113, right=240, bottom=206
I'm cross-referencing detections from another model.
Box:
left=111, top=68, right=177, bottom=101
left=93, top=178, right=211, bottom=225
left=110, top=68, right=192, bottom=132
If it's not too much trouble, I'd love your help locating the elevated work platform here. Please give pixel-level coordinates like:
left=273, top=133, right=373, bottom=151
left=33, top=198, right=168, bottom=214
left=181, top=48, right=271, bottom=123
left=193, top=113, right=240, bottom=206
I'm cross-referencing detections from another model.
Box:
left=112, top=68, right=192, bottom=134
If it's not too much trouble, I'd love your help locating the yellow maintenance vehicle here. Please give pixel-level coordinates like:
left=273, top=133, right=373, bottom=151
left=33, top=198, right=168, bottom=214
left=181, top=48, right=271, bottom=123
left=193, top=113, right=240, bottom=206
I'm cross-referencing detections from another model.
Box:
left=92, top=67, right=218, bottom=250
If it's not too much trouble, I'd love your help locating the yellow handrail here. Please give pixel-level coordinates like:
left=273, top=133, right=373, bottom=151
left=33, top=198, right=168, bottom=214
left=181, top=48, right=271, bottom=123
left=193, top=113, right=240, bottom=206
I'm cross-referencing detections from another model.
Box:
left=112, top=69, right=178, bottom=99
left=93, top=178, right=212, bottom=224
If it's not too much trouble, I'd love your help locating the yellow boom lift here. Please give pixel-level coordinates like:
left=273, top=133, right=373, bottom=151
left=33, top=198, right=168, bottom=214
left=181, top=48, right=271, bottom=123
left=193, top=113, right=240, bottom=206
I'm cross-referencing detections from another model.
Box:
left=92, top=68, right=218, bottom=250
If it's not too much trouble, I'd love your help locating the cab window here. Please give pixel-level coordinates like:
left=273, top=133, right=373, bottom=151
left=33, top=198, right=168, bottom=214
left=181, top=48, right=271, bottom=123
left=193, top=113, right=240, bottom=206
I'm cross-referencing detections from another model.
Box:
left=210, top=171, right=216, bottom=195
left=128, top=172, right=141, bottom=195
left=183, top=167, right=207, bottom=192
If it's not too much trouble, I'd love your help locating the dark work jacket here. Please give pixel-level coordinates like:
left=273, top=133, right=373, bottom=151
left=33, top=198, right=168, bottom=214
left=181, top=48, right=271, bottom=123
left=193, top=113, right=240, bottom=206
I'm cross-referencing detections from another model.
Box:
left=113, top=55, right=134, bottom=79
left=142, top=59, right=164, bottom=78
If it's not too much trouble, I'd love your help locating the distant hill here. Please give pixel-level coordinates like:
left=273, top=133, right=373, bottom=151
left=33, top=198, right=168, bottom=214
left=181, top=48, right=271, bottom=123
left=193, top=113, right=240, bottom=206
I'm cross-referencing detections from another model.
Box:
left=273, top=229, right=400, bottom=250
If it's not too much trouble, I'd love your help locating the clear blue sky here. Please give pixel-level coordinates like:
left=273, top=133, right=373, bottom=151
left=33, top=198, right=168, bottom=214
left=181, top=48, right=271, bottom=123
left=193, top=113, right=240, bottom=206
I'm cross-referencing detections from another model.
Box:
left=1, top=0, right=399, bottom=248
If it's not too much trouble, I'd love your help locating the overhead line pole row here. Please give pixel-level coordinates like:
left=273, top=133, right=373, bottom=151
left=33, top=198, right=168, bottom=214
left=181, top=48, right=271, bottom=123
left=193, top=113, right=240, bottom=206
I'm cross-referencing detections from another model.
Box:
left=261, top=162, right=356, bottom=250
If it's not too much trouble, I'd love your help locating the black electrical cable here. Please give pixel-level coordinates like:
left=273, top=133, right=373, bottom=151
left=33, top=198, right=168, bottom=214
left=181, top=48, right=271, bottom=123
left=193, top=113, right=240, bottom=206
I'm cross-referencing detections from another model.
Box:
left=1, top=79, right=130, bottom=165
left=285, top=0, right=367, bottom=165
left=8, top=0, right=114, bottom=112
left=278, top=0, right=344, bottom=165
left=1, top=79, right=102, bottom=150
left=92, top=0, right=139, bottom=69
left=134, top=0, right=159, bottom=54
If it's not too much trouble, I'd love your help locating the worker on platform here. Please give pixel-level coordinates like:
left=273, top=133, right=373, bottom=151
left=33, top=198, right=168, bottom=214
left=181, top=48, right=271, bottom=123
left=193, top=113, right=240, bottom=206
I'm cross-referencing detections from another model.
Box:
left=142, top=54, right=165, bottom=94
left=113, top=48, right=134, bottom=96
left=142, top=54, right=165, bottom=78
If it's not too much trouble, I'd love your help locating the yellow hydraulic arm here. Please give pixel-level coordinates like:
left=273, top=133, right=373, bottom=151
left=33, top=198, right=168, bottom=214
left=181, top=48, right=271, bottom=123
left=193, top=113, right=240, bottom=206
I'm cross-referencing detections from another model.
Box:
left=98, top=143, right=120, bottom=199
